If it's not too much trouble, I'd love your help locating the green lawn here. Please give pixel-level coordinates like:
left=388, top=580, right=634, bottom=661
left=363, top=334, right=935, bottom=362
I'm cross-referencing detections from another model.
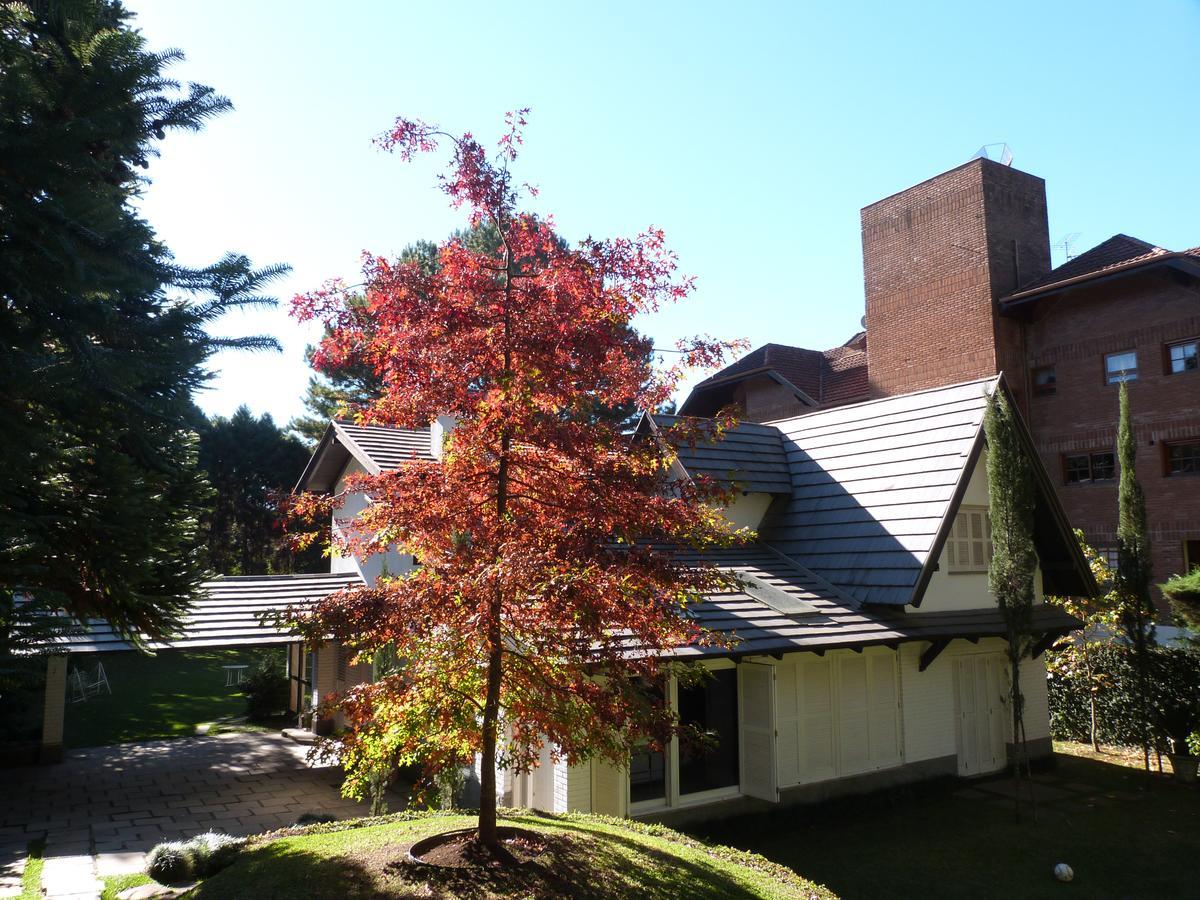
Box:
left=187, top=811, right=833, bottom=899
left=64, top=648, right=282, bottom=749
left=689, top=749, right=1200, bottom=900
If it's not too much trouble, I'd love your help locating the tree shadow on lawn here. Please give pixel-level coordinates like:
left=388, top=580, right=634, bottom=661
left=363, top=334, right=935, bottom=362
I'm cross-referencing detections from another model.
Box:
left=687, top=754, right=1200, bottom=900
left=190, top=816, right=773, bottom=900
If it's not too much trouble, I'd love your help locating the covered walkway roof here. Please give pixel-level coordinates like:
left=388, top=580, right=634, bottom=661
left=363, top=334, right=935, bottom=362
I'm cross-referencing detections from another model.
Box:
left=42, top=571, right=363, bottom=653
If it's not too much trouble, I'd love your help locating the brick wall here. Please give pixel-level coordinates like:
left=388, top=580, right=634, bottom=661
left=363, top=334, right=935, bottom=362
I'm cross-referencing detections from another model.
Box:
left=861, top=158, right=1050, bottom=399
left=1019, top=270, right=1200, bottom=605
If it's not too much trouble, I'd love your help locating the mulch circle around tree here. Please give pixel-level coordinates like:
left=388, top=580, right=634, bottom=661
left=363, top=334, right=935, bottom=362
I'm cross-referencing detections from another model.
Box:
left=407, top=826, right=550, bottom=868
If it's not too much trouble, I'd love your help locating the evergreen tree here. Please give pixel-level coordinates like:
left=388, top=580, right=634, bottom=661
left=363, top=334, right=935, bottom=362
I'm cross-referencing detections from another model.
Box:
left=0, top=0, right=286, bottom=640
left=198, top=407, right=321, bottom=576
left=1114, top=382, right=1156, bottom=770
left=983, top=387, right=1039, bottom=819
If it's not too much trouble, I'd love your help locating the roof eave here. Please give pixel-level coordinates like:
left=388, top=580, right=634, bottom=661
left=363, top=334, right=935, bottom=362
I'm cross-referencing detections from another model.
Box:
left=1002, top=254, right=1200, bottom=310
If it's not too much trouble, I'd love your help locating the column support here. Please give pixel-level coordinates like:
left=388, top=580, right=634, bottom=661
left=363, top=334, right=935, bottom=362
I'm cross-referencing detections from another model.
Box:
left=41, top=654, right=68, bottom=764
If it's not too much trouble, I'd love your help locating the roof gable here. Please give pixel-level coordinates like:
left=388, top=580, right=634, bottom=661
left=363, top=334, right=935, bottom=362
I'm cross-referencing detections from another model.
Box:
left=296, top=420, right=435, bottom=493
left=760, top=378, right=995, bottom=605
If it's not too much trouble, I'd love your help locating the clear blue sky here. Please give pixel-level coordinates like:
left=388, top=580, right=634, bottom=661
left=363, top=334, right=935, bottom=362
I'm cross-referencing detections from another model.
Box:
left=125, top=0, right=1200, bottom=426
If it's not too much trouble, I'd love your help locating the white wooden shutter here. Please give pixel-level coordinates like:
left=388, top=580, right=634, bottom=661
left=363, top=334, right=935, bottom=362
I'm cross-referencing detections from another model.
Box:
left=956, top=657, right=980, bottom=776
left=591, top=759, right=627, bottom=817
left=984, top=657, right=1009, bottom=773
left=799, top=655, right=836, bottom=782
left=867, top=652, right=901, bottom=768
left=775, top=661, right=801, bottom=788
left=837, top=654, right=871, bottom=774
left=738, top=662, right=778, bottom=802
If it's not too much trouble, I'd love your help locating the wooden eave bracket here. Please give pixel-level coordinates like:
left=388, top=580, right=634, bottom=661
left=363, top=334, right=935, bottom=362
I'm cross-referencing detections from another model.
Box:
left=918, top=638, right=950, bottom=672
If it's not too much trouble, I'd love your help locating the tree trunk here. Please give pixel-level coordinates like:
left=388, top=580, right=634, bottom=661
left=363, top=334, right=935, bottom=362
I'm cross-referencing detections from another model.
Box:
left=1082, top=639, right=1100, bottom=751
left=478, top=639, right=503, bottom=849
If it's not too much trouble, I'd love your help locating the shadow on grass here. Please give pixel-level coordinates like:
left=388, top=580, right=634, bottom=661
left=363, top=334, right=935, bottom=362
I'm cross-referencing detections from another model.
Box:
left=688, top=753, right=1200, bottom=900
left=191, top=816, right=773, bottom=900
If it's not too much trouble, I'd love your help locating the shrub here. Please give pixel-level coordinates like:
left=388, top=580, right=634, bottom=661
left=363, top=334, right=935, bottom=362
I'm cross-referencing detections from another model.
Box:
left=145, top=841, right=195, bottom=884
left=1048, top=642, right=1200, bottom=752
left=187, top=831, right=245, bottom=877
left=240, top=650, right=289, bottom=721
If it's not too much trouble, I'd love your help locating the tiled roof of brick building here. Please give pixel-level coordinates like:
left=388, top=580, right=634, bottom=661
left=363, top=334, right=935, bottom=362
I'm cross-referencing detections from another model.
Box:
left=685, top=334, right=869, bottom=411
left=1004, top=234, right=1200, bottom=305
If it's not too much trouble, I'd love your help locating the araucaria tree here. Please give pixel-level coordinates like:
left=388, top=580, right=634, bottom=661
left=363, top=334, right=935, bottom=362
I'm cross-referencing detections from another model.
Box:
left=0, top=0, right=285, bottom=639
left=289, top=110, right=742, bottom=852
left=1114, top=382, right=1156, bottom=771
left=983, top=388, right=1038, bottom=819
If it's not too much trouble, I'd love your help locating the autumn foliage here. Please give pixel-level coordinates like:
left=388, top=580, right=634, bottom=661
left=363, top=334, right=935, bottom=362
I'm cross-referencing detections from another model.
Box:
left=288, top=110, right=745, bottom=847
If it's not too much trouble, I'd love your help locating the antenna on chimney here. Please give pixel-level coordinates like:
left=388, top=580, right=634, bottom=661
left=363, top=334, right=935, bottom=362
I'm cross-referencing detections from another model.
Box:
left=1053, top=232, right=1083, bottom=263
left=971, top=143, right=1014, bottom=167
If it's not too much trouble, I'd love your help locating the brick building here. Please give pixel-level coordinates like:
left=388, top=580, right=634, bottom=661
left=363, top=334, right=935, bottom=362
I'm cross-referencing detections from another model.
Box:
left=682, top=155, right=1200, bottom=613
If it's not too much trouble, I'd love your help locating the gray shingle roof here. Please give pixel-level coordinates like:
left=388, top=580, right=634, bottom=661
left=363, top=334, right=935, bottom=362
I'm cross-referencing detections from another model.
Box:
left=645, top=414, right=792, bottom=495
left=45, top=572, right=363, bottom=653
left=760, top=377, right=994, bottom=605
left=661, top=545, right=1077, bottom=660
left=296, top=420, right=434, bottom=492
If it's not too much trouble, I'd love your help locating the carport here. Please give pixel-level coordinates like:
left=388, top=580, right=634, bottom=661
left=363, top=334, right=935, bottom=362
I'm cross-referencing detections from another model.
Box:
left=33, top=571, right=362, bottom=763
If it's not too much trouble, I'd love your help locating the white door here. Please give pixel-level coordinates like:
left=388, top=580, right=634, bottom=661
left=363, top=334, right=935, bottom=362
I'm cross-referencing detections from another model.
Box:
left=738, top=662, right=779, bottom=802
left=955, top=655, right=1007, bottom=776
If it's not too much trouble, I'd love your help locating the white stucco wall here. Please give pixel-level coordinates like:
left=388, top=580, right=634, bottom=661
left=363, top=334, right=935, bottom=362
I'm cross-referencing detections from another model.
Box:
left=721, top=492, right=774, bottom=531
left=917, top=448, right=1045, bottom=613
left=330, top=458, right=415, bottom=586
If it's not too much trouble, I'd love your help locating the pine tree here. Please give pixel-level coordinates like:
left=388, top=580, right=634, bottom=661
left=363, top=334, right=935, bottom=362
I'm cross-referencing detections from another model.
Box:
left=198, top=407, right=320, bottom=576
left=1114, top=382, right=1156, bottom=770
left=0, top=1, right=286, bottom=640
left=983, top=387, right=1039, bottom=819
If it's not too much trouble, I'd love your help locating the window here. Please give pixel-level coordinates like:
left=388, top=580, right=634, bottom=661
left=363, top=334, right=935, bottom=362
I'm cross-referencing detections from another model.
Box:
left=1064, top=451, right=1116, bottom=484
left=677, top=669, right=739, bottom=795
left=1185, top=540, right=1200, bottom=572
left=1032, top=365, right=1057, bottom=396
left=1094, top=546, right=1120, bottom=570
left=1105, top=350, right=1138, bottom=384
left=946, top=508, right=992, bottom=573
left=628, top=666, right=741, bottom=810
left=1167, top=441, right=1200, bottom=476
left=1168, top=340, right=1199, bottom=375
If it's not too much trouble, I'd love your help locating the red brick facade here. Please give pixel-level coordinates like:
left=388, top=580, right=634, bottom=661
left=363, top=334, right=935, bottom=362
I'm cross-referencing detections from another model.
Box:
left=861, top=157, right=1050, bottom=401
left=861, top=160, right=1200, bottom=612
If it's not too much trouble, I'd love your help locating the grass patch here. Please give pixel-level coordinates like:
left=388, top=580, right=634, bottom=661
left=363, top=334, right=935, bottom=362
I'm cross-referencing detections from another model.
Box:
left=189, top=810, right=833, bottom=899
left=18, top=838, right=44, bottom=900
left=690, top=748, right=1200, bottom=900
left=101, top=872, right=153, bottom=900
left=64, top=648, right=284, bottom=749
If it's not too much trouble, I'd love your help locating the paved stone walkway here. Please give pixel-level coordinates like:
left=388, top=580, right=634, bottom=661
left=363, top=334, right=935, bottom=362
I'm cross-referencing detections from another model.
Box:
left=0, top=732, right=404, bottom=899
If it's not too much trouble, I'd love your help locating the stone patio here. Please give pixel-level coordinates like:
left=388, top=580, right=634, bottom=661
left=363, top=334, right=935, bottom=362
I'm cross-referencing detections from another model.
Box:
left=0, top=731, right=405, bottom=899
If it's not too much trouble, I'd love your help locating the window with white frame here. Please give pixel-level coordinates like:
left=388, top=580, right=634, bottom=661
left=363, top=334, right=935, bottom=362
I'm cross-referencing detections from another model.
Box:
left=628, top=665, right=740, bottom=812
left=946, top=507, right=992, bottom=573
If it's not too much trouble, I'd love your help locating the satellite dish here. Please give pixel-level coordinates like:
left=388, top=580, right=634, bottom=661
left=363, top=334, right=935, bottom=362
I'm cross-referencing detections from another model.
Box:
left=971, top=143, right=1014, bottom=167
left=860, top=315, right=867, bottom=329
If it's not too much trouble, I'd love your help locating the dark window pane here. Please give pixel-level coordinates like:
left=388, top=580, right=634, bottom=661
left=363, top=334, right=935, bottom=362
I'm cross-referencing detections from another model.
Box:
left=678, top=669, right=739, bottom=795
left=1090, top=452, right=1116, bottom=481
left=629, top=745, right=666, bottom=804
left=1033, top=366, right=1056, bottom=395
left=1169, top=341, right=1199, bottom=374
left=1065, top=455, right=1091, bottom=484
left=1168, top=443, right=1200, bottom=476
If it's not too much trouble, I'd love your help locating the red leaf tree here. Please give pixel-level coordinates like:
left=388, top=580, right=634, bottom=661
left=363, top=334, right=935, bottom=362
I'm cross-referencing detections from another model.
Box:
left=289, top=110, right=745, bottom=851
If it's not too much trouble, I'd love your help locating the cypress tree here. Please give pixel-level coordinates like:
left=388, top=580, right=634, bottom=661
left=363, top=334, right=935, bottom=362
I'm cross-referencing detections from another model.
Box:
left=0, top=1, right=286, bottom=640
left=983, top=387, right=1039, bottom=819
left=1115, top=382, right=1156, bottom=771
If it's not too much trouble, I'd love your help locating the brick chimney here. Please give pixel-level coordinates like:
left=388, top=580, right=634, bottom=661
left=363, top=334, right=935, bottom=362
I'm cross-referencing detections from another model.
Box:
left=861, top=157, right=1051, bottom=402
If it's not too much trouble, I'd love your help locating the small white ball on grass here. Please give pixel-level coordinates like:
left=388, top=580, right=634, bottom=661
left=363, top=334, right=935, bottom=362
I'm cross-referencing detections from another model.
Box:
left=1054, top=863, right=1074, bottom=882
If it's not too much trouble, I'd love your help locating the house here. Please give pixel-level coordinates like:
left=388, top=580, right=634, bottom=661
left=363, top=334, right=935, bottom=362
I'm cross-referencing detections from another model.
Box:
left=687, top=155, right=1200, bottom=613
left=33, top=374, right=1089, bottom=826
